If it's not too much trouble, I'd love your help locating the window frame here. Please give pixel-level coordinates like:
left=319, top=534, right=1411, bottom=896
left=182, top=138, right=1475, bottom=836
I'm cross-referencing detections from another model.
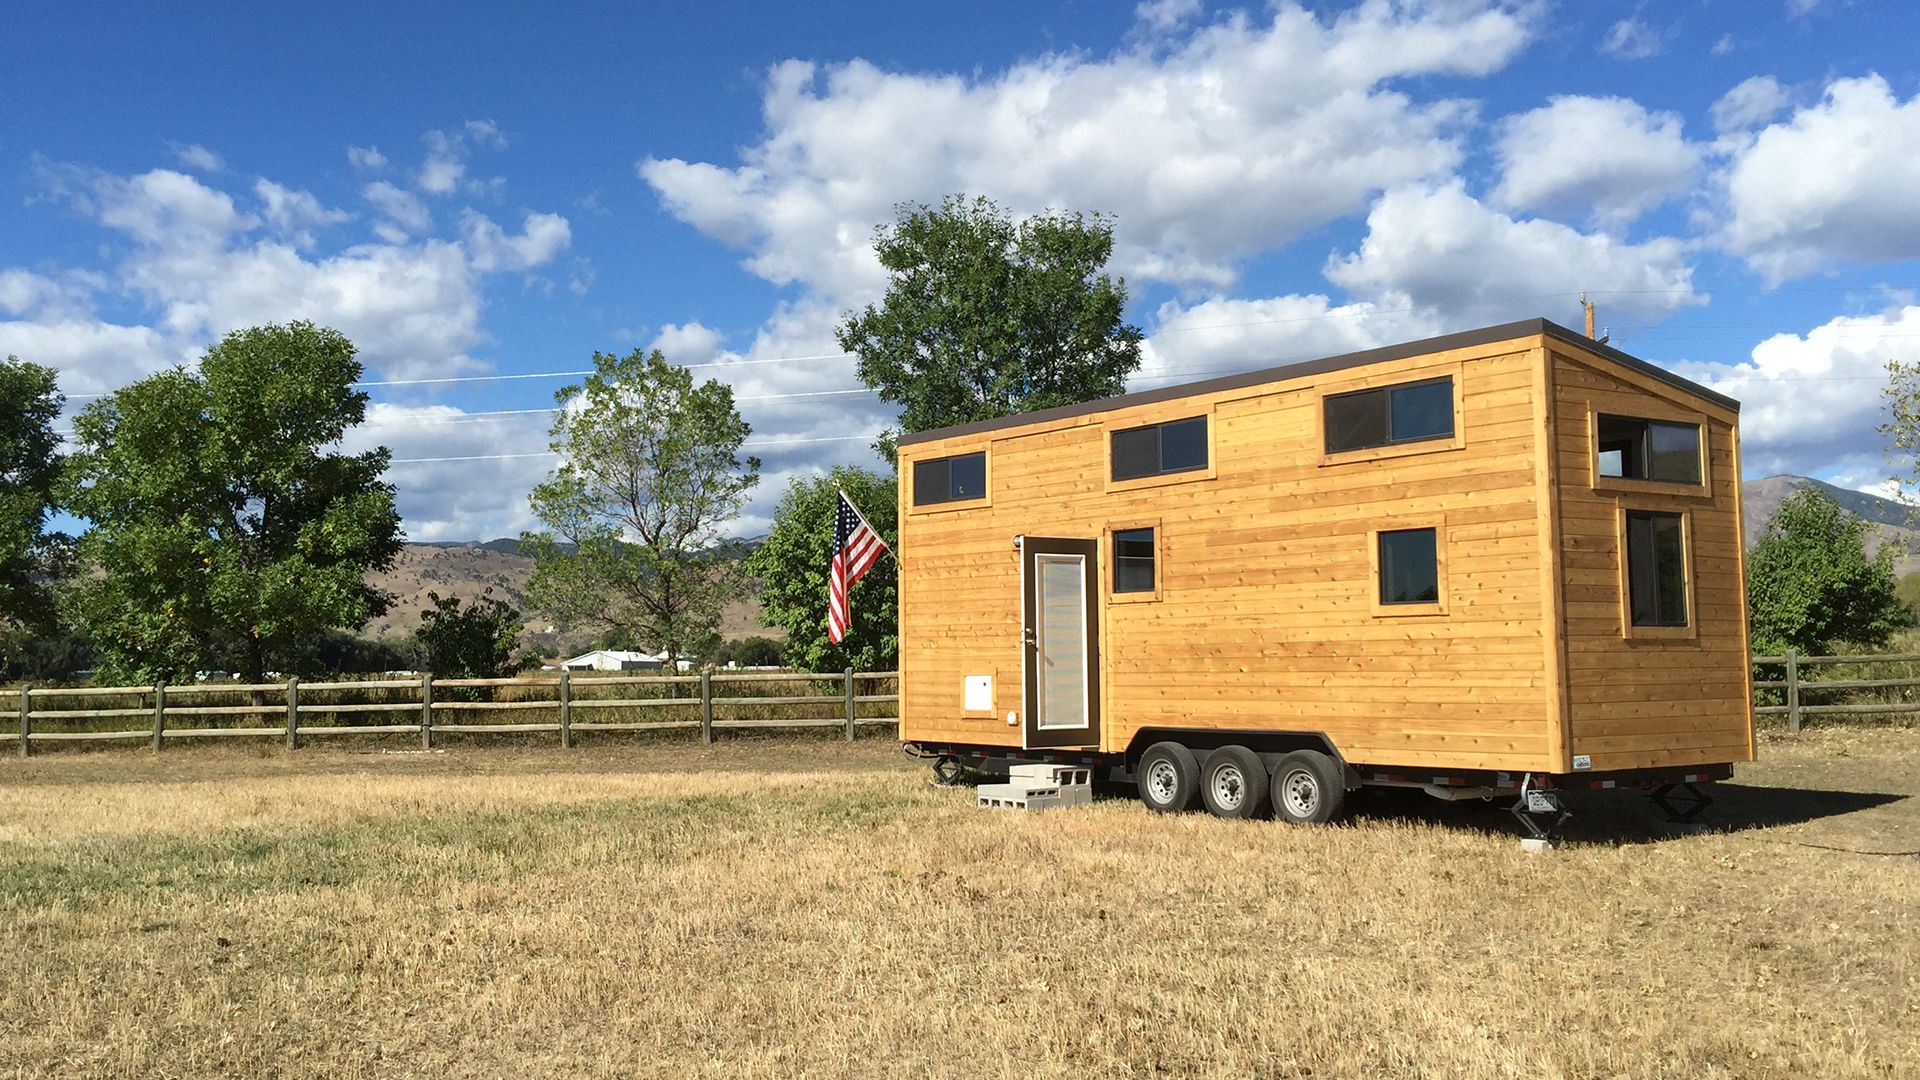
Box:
left=1368, top=522, right=1449, bottom=617
left=1617, top=506, right=1696, bottom=640
left=1319, top=363, right=1467, bottom=466
left=906, top=449, right=992, bottom=514
left=1586, top=395, right=1711, bottom=496
left=1105, top=404, right=1219, bottom=493
left=1106, top=519, right=1163, bottom=604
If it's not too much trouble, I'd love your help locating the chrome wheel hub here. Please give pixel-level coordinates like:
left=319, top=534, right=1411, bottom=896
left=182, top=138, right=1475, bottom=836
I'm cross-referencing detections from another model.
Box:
left=1282, top=769, right=1319, bottom=817
left=1212, top=765, right=1246, bottom=809
left=1146, top=760, right=1179, bottom=803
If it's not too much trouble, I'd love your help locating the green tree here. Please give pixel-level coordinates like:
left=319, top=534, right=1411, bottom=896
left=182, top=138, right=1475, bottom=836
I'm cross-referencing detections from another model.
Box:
left=0, top=356, right=67, bottom=651
left=1747, top=488, right=1913, bottom=656
left=838, top=194, right=1143, bottom=459
left=521, top=349, right=759, bottom=668
left=717, top=635, right=784, bottom=668
left=746, top=466, right=896, bottom=673
left=61, top=322, right=403, bottom=682
left=412, top=589, right=534, bottom=678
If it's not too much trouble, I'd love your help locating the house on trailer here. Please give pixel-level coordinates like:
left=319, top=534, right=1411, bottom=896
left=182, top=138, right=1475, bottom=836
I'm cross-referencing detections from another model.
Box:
left=895, top=319, right=1752, bottom=835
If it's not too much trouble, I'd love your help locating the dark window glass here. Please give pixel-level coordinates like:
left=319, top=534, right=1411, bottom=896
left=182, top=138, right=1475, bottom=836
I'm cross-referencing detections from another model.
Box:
left=1597, top=415, right=1701, bottom=484
left=912, top=452, right=986, bottom=506
left=1113, top=528, right=1155, bottom=594
left=1325, top=377, right=1454, bottom=453
left=1378, top=528, right=1440, bottom=606
left=1111, top=416, right=1208, bottom=481
left=1626, top=511, right=1688, bottom=627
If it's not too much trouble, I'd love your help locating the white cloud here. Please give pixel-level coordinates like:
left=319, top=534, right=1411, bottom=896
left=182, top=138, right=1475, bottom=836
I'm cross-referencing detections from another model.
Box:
left=364, top=180, right=431, bottom=234
left=418, top=120, right=507, bottom=196
left=1324, top=182, right=1702, bottom=325
left=346, top=403, right=555, bottom=542
left=1787, top=0, right=1820, bottom=15
left=1138, top=294, right=1437, bottom=388
left=1601, top=18, right=1664, bottom=60
left=1711, top=34, right=1735, bottom=56
left=1720, top=75, right=1920, bottom=282
left=1670, top=305, right=1920, bottom=475
left=0, top=319, right=178, bottom=397
left=170, top=143, right=223, bottom=172
left=1134, top=0, right=1201, bottom=33
left=1710, top=75, right=1790, bottom=133
left=347, top=145, right=388, bottom=171
left=254, top=179, right=350, bottom=248
left=1491, top=95, right=1699, bottom=228
left=460, top=211, right=572, bottom=272
left=640, top=2, right=1534, bottom=302
left=45, top=167, right=257, bottom=250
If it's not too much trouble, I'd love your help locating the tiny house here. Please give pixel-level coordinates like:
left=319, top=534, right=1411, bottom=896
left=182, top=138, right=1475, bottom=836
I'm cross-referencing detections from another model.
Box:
left=895, top=319, right=1752, bottom=834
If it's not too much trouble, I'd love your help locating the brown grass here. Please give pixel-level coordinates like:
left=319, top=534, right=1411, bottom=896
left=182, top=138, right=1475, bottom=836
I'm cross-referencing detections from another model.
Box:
left=1, top=729, right=1916, bottom=1079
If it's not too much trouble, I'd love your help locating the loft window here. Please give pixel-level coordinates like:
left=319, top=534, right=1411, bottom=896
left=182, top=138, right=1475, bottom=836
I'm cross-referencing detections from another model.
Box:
left=1113, top=527, right=1155, bottom=594
left=912, top=451, right=986, bottom=506
left=1377, top=528, right=1440, bottom=606
left=1597, top=415, right=1702, bottom=484
left=1111, top=416, right=1208, bottom=482
left=1625, top=511, right=1688, bottom=627
left=1324, top=377, right=1454, bottom=454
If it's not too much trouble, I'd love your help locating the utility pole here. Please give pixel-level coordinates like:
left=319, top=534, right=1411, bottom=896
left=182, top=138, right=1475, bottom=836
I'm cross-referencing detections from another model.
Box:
left=1580, top=293, right=1597, bottom=339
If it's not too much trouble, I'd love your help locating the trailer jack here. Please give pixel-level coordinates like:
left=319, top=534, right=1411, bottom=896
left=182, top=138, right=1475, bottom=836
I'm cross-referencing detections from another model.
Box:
left=1648, top=783, right=1713, bottom=825
left=1508, top=783, right=1570, bottom=849
left=930, top=754, right=968, bottom=787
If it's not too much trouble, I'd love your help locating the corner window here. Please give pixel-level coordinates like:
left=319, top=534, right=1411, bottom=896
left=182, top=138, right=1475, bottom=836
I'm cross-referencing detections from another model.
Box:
left=912, top=451, right=986, bottom=506
left=1325, top=377, right=1454, bottom=454
left=1113, top=528, right=1155, bottom=594
left=1598, top=415, right=1701, bottom=484
left=1377, top=528, right=1439, bottom=606
left=1625, top=511, right=1688, bottom=627
left=1111, top=416, right=1207, bottom=482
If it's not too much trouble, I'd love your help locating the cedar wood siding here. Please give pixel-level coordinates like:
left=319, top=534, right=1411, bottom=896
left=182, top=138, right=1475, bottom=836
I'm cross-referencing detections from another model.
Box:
left=1550, top=344, right=1756, bottom=771
left=899, top=333, right=1564, bottom=774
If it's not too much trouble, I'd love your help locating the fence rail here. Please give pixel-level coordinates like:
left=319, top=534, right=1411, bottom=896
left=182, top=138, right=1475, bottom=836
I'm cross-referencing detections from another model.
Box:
left=3, top=669, right=899, bottom=756
left=1751, top=649, right=1920, bottom=733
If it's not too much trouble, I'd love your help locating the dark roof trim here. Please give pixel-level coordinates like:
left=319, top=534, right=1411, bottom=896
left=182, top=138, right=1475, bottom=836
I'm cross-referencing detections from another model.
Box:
left=897, top=318, right=1738, bottom=448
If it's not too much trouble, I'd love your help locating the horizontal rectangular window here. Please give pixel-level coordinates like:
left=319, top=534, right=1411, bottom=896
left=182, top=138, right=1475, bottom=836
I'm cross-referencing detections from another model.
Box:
left=1325, top=377, right=1454, bottom=454
left=912, top=451, right=986, bottom=506
left=1597, top=415, right=1702, bottom=484
left=1113, top=527, right=1155, bottom=594
left=1378, top=528, right=1439, bottom=606
left=1111, top=416, right=1208, bottom=482
left=1626, top=510, right=1688, bottom=627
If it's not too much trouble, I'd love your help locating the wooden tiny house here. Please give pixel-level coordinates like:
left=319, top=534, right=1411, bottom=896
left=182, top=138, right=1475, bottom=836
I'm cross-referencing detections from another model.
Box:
left=896, top=319, right=1752, bottom=831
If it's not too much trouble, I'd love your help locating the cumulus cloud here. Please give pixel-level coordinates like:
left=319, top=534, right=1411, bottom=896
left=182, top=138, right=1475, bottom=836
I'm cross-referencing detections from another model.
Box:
left=418, top=120, right=507, bottom=196
left=347, top=145, right=388, bottom=171
left=1324, top=182, right=1702, bottom=325
left=345, top=402, right=556, bottom=542
left=1710, top=75, right=1789, bottom=133
left=1134, top=0, right=1201, bottom=33
left=1720, top=75, right=1920, bottom=282
left=641, top=2, right=1534, bottom=302
left=1491, top=95, right=1699, bottom=228
left=460, top=211, right=572, bottom=272
left=1671, top=305, right=1920, bottom=476
left=254, top=179, right=351, bottom=247
left=1138, top=294, right=1437, bottom=388
left=363, top=180, right=431, bottom=235
left=1601, top=17, right=1665, bottom=60
left=170, top=143, right=224, bottom=172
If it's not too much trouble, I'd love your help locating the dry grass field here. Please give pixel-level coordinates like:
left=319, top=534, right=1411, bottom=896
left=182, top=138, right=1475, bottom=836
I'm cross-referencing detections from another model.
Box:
left=1, top=729, right=1916, bottom=1079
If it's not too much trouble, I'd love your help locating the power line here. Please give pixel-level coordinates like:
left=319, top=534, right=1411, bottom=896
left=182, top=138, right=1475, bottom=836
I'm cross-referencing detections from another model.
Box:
left=386, top=431, right=882, bottom=465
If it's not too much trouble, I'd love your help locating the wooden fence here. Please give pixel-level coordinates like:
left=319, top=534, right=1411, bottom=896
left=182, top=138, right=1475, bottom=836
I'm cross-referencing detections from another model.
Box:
left=1752, top=650, right=1920, bottom=732
left=1, top=670, right=899, bottom=756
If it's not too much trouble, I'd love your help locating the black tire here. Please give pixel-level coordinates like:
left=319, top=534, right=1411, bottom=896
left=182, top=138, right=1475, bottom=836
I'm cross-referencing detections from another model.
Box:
left=1270, top=750, right=1347, bottom=825
left=1136, top=741, right=1200, bottom=813
left=1200, top=745, right=1270, bottom=819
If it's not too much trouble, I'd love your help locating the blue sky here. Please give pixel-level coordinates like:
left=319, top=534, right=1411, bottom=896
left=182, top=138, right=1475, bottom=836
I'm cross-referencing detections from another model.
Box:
left=6, top=0, right=1920, bottom=539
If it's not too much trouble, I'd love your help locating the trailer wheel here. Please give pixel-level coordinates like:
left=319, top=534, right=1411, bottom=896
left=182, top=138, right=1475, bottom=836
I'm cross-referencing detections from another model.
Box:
left=1136, top=742, right=1200, bottom=813
left=1271, top=750, right=1346, bottom=825
left=1200, top=745, right=1270, bottom=819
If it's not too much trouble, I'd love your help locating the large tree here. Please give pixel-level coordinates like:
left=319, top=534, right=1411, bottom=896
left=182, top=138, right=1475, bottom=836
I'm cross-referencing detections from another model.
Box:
left=521, top=349, right=759, bottom=668
left=1747, top=488, right=1912, bottom=656
left=838, top=194, right=1143, bottom=458
left=412, top=589, right=534, bottom=680
left=61, top=323, right=403, bottom=682
left=746, top=466, right=897, bottom=674
left=0, top=356, right=66, bottom=647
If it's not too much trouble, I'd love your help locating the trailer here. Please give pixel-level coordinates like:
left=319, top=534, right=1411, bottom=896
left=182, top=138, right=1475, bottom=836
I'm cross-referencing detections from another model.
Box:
left=894, top=319, right=1753, bottom=842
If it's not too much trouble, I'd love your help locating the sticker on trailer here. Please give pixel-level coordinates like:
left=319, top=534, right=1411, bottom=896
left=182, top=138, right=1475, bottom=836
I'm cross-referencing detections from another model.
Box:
left=1525, top=790, right=1561, bottom=814
left=1572, top=754, right=1592, bottom=770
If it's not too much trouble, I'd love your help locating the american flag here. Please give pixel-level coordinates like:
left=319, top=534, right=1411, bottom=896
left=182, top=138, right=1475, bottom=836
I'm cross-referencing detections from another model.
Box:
left=828, top=490, right=889, bottom=644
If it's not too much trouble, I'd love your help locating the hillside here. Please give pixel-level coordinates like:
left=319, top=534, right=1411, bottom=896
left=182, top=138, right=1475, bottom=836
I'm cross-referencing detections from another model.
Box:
left=363, top=541, right=775, bottom=657
left=1742, top=475, right=1920, bottom=576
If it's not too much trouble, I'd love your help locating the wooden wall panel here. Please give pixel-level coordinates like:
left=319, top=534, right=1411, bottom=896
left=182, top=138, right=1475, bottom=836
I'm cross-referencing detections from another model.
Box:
left=1548, top=348, right=1755, bottom=771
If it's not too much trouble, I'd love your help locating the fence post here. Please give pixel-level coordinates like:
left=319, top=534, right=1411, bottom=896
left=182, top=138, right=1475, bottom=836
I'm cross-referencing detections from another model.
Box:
left=151, top=682, right=166, bottom=751
left=420, top=672, right=434, bottom=749
left=1785, top=648, right=1802, bottom=733
left=286, top=677, right=300, bottom=750
left=844, top=668, right=857, bottom=742
left=17, top=684, right=29, bottom=758
left=700, top=669, right=714, bottom=745
left=558, top=669, right=572, bottom=749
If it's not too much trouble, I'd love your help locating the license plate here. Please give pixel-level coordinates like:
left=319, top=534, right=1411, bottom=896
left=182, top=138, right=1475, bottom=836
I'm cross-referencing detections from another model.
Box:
left=1526, top=790, right=1561, bottom=814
